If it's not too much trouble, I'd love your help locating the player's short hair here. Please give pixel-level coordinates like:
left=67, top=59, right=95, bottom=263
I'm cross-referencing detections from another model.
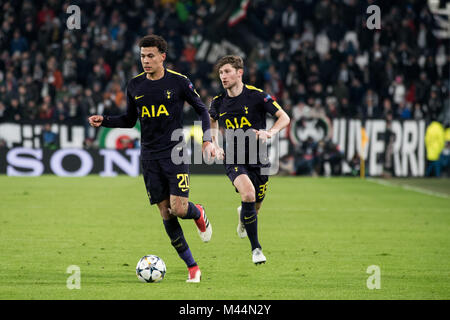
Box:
left=215, top=55, right=244, bottom=73
left=138, top=35, right=167, bottom=54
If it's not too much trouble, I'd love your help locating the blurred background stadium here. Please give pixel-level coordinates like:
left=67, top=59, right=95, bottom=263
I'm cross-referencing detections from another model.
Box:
left=0, top=0, right=449, bottom=178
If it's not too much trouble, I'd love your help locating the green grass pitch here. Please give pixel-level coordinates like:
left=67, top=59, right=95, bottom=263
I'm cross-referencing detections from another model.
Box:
left=0, top=175, right=449, bottom=300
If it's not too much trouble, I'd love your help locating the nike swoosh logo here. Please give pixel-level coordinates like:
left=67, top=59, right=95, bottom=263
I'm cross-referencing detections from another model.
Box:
left=219, top=112, right=227, bottom=117
left=244, top=214, right=256, bottom=220
left=135, top=95, right=144, bottom=100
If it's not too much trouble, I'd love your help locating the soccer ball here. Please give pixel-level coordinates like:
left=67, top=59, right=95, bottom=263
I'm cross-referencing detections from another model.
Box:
left=136, top=255, right=166, bottom=283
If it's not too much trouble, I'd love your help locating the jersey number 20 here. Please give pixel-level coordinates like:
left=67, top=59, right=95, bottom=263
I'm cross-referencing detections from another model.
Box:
left=177, top=174, right=190, bottom=192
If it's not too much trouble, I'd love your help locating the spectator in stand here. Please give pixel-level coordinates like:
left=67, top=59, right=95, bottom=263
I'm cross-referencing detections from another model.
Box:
left=390, top=75, right=406, bottom=110
left=182, top=42, right=197, bottom=64
left=23, top=100, right=39, bottom=121
left=413, top=103, right=424, bottom=120
left=41, top=123, right=58, bottom=149
left=36, top=4, right=55, bottom=28
left=281, top=5, right=298, bottom=37
left=361, top=89, right=380, bottom=120
left=381, top=98, right=394, bottom=120
left=6, top=98, right=21, bottom=122
left=38, top=95, right=53, bottom=120
left=398, top=101, right=412, bottom=120
left=427, top=88, right=444, bottom=122
left=10, top=30, right=28, bottom=55
left=53, top=100, right=67, bottom=122
left=0, top=101, right=6, bottom=121
left=295, top=137, right=318, bottom=176
left=425, top=121, right=445, bottom=177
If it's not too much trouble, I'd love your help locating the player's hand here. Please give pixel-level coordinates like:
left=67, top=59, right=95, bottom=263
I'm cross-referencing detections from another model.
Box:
left=202, top=141, right=215, bottom=161
left=215, top=146, right=225, bottom=161
left=253, top=129, right=273, bottom=142
left=88, top=115, right=103, bottom=128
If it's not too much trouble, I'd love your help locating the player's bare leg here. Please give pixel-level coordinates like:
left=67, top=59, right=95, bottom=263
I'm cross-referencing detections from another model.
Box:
left=170, top=195, right=212, bottom=243
left=234, top=175, right=266, bottom=265
left=256, top=202, right=262, bottom=213
left=236, top=205, right=247, bottom=238
left=169, top=195, right=188, bottom=217
left=157, top=199, right=172, bottom=219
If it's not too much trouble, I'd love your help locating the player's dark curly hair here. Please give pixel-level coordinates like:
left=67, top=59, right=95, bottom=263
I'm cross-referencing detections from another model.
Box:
left=215, top=55, right=244, bottom=73
left=138, top=35, right=167, bottom=54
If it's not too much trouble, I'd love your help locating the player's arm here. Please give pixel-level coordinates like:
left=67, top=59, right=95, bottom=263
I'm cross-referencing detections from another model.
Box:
left=210, top=117, right=219, bottom=146
left=88, top=88, right=137, bottom=128
left=181, top=78, right=212, bottom=152
left=207, top=96, right=225, bottom=159
left=266, top=109, right=290, bottom=136
left=210, top=117, right=224, bottom=160
left=254, top=96, right=290, bottom=141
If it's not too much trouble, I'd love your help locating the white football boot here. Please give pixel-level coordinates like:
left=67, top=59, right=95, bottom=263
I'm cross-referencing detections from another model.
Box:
left=252, top=248, right=266, bottom=265
left=186, top=266, right=201, bottom=283
left=236, top=206, right=247, bottom=238
left=194, top=204, right=212, bottom=242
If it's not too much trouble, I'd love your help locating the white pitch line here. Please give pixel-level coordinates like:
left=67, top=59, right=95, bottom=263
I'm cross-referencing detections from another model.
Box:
left=367, top=178, right=450, bottom=199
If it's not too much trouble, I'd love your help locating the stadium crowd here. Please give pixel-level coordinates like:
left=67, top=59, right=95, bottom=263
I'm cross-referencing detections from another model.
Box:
left=0, top=0, right=449, bottom=176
